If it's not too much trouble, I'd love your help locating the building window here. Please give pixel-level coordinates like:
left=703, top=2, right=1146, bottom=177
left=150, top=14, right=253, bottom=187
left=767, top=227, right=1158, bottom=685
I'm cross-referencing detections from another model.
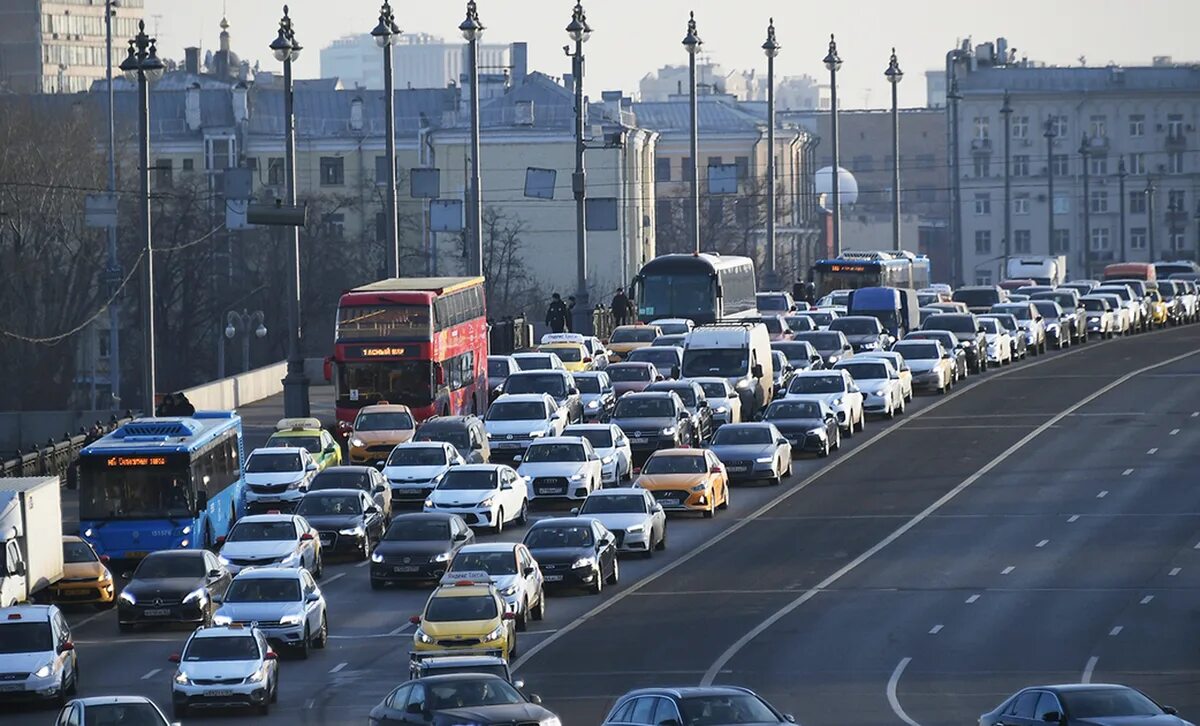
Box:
left=973, top=157, right=991, bottom=178
left=205, top=137, right=235, bottom=171
left=1170, top=232, right=1187, bottom=251
left=1130, top=191, right=1147, bottom=214
left=1090, top=227, right=1111, bottom=251
left=1089, top=115, right=1107, bottom=138
left=734, top=156, right=750, bottom=181
left=320, top=157, right=345, bottom=186
left=655, top=157, right=672, bottom=182
left=1168, top=152, right=1184, bottom=174
left=974, top=230, right=992, bottom=254
left=655, top=199, right=673, bottom=224
left=974, top=193, right=991, bottom=216
left=1129, top=114, right=1145, bottom=137
left=1049, top=115, right=1069, bottom=138
left=267, top=157, right=285, bottom=186
left=321, top=213, right=345, bottom=240
left=1167, top=113, right=1185, bottom=138
left=1168, top=189, right=1186, bottom=213
left=1053, top=196, right=1070, bottom=215
left=1014, top=194, right=1030, bottom=215
left=1051, top=154, right=1069, bottom=177
left=1128, top=153, right=1145, bottom=175
left=1051, top=229, right=1070, bottom=253
left=734, top=198, right=752, bottom=226
left=1130, top=227, right=1147, bottom=249
left=975, top=269, right=993, bottom=285
left=707, top=156, right=723, bottom=170
left=973, top=116, right=990, bottom=139
left=182, top=158, right=194, bottom=172
left=154, top=158, right=173, bottom=189
left=1013, top=229, right=1032, bottom=254
left=1090, top=191, right=1109, bottom=213
left=682, top=156, right=694, bottom=183
left=1013, top=155, right=1030, bottom=177
left=1089, top=156, right=1108, bottom=176
left=1012, top=116, right=1029, bottom=139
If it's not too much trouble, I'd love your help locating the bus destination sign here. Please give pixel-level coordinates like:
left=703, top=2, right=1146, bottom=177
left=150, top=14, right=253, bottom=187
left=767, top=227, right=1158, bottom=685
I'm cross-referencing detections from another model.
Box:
left=344, top=345, right=411, bottom=359
left=106, top=456, right=167, bottom=467
left=829, top=264, right=871, bottom=273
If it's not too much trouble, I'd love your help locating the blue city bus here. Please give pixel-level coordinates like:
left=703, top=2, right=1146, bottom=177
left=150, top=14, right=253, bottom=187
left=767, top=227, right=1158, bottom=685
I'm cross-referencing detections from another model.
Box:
left=76, top=412, right=245, bottom=559
left=810, top=251, right=931, bottom=298
left=633, top=253, right=758, bottom=325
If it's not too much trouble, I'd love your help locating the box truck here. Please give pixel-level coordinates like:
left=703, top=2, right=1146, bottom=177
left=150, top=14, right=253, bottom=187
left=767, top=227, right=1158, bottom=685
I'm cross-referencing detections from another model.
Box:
left=1006, top=256, right=1067, bottom=287
left=0, top=477, right=64, bottom=607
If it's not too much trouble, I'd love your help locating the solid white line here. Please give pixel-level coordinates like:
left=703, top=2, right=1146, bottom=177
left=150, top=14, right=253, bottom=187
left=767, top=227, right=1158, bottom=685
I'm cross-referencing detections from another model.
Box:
left=886, top=658, right=923, bottom=726
left=1002, top=566, right=1015, bottom=575
left=140, top=668, right=161, bottom=680
left=1122, top=468, right=1134, bottom=476
left=1082, top=656, right=1098, bottom=684
left=928, top=624, right=943, bottom=634
left=965, top=594, right=981, bottom=604
left=1140, top=595, right=1154, bottom=605
left=1169, top=567, right=1182, bottom=576
left=697, top=343, right=1200, bottom=687
left=1068, top=515, right=1080, bottom=523
left=1036, top=539, right=1049, bottom=548
left=329, top=662, right=347, bottom=673
left=1170, top=428, right=1180, bottom=436
left=1110, top=626, right=1123, bottom=636
left=1097, top=491, right=1109, bottom=498
left=522, top=629, right=560, bottom=636
left=1148, top=448, right=1159, bottom=455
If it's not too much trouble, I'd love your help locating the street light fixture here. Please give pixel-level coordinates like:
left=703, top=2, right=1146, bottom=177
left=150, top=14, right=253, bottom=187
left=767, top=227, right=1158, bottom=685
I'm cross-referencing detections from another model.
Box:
left=885, top=48, right=903, bottom=253
left=222, top=310, right=268, bottom=375
left=683, top=11, right=702, bottom=254
left=566, top=2, right=593, bottom=332
left=460, top=1, right=484, bottom=277
left=371, top=1, right=402, bottom=278
left=268, top=5, right=310, bottom=417
left=824, top=34, right=843, bottom=257
left=118, top=21, right=163, bottom=413
left=762, top=19, right=781, bottom=290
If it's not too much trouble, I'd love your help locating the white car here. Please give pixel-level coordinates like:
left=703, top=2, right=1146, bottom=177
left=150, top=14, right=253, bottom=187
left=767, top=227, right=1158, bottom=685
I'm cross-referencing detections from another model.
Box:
left=648, top=318, right=695, bottom=336
left=833, top=358, right=905, bottom=418
left=977, top=317, right=1014, bottom=366
left=484, top=393, right=568, bottom=460
left=1080, top=295, right=1117, bottom=338
left=242, top=447, right=319, bottom=512
left=517, top=436, right=604, bottom=503
left=688, top=377, right=742, bottom=426
left=512, top=351, right=566, bottom=371
left=424, top=464, right=529, bottom=533
left=853, top=351, right=914, bottom=401
left=795, top=309, right=840, bottom=330
left=169, top=624, right=279, bottom=718
left=58, top=697, right=174, bottom=726
left=562, top=423, right=632, bottom=486
left=542, top=332, right=611, bottom=369
left=217, top=514, right=322, bottom=577
left=212, top=566, right=328, bottom=657
left=1092, top=293, right=1132, bottom=334
left=382, top=441, right=465, bottom=510
left=784, top=370, right=865, bottom=435
left=574, top=487, right=666, bottom=558
left=443, top=543, right=546, bottom=630
left=0, top=605, right=78, bottom=704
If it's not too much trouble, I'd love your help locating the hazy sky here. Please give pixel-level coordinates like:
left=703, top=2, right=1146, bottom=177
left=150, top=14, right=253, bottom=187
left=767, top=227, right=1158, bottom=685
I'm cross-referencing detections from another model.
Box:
left=146, top=0, right=1198, bottom=108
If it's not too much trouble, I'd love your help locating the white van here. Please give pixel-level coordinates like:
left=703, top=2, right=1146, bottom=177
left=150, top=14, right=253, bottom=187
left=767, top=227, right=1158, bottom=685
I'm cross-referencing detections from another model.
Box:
left=680, top=323, right=774, bottom=418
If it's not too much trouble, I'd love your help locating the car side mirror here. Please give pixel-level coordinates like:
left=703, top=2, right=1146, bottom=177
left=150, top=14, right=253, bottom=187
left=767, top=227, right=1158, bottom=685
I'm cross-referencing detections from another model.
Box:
left=207, top=568, right=223, bottom=580
left=300, top=533, right=314, bottom=541
left=168, top=653, right=181, bottom=664
left=265, top=650, right=279, bottom=661
left=306, top=462, right=318, bottom=472
left=212, top=594, right=223, bottom=605
left=784, top=716, right=797, bottom=724
left=523, top=566, right=536, bottom=576
left=58, top=641, right=74, bottom=654
left=752, top=364, right=764, bottom=378
left=1163, top=706, right=1178, bottom=716
left=12, top=561, right=25, bottom=577
left=501, top=482, right=514, bottom=491
left=942, top=353, right=952, bottom=360
left=513, top=454, right=523, bottom=463
left=568, top=387, right=579, bottom=395
left=305, top=592, right=321, bottom=603
left=529, top=694, right=544, bottom=705
left=570, top=507, right=580, bottom=515
left=366, top=505, right=380, bottom=515
left=100, top=555, right=110, bottom=564
left=454, top=531, right=469, bottom=542
left=502, top=611, right=516, bottom=620
left=409, top=615, right=421, bottom=624
left=678, top=410, right=689, bottom=420
left=324, top=444, right=336, bottom=454
left=1040, top=712, right=1063, bottom=723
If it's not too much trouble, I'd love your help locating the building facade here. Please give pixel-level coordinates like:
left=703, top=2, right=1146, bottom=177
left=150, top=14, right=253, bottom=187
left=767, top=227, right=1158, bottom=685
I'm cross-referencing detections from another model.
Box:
left=319, top=32, right=511, bottom=91
left=0, top=0, right=144, bottom=93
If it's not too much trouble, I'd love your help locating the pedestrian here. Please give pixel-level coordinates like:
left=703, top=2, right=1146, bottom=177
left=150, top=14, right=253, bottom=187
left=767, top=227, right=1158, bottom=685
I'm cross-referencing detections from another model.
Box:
left=566, top=295, right=577, bottom=332
left=545, top=293, right=570, bottom=333
left=175, top=392, right=196, bottom=416
left=611, top=287, right=630, bottom=327
left=155, top=393, right=175, bottom=417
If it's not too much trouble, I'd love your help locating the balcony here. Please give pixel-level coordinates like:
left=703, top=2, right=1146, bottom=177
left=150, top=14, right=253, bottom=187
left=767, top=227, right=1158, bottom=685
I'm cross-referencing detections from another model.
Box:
left=970, top=137, right=993, bottom=153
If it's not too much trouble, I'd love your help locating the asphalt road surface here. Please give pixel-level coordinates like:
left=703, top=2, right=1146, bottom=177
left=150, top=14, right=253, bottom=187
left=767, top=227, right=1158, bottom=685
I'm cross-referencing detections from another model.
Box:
left=10, top=327, right=1200, bottom=725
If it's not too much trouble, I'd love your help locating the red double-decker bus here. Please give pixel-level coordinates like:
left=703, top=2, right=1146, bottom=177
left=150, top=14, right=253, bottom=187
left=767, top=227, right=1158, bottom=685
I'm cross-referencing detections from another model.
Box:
left=331, top=277, right=488, bottom=427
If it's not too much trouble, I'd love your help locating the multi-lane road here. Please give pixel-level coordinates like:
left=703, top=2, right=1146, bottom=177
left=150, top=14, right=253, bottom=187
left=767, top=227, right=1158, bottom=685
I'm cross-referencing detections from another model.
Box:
left=7, top=324, right=1200, bottom=725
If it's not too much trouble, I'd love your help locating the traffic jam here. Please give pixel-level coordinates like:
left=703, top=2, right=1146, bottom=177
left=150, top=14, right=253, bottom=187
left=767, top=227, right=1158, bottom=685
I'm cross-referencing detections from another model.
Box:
left=3, top=253, right=1198, bottom=725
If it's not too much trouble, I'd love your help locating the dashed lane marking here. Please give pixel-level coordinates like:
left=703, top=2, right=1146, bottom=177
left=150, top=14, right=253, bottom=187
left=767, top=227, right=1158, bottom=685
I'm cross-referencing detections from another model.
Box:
left=321, top=572, right=347, bottom=586
left=1169, top=567, right=1182, bottom=576
left=1171, top=428, right=1181, bottom=435
left=1110, top=626, right=1123, bottom=636
left=1036, top=539, right=1050, bottom=548
left=1097, top=491, right=1109, bottom=498
left=355, top=560, right=370, bottom=568
left=928, top=625, right=943, bottom=634
left=965, top=594, right=981, bottom=604
left=1148, top=448, right=1159, bottom=455
left=329, top=662, right=348, bottom=673
left=1068, top=515, right=1080, bottom=522
left=1141, top=595, right=1154, bottom=605
left=1082, top=656, right=1098, bottom=683
left=140, top=668, right=160, bottom=680
left=1123, top=468, right=1134, bottom=476
left=1002, top=566, right=1015, bottom=575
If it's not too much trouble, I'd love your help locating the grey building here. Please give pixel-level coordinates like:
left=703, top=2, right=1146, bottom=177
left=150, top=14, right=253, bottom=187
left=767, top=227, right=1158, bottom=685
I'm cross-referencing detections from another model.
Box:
left=319, top=32, right=511, bottom=91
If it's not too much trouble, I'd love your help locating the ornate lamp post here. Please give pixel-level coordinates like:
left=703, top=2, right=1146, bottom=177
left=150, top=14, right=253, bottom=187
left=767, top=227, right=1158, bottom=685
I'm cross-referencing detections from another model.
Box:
left=824, top=35, right=843, bottom=256
left=460, top=1, right=485, bottom=276
left=683, top=12, right=702, bottom=253
left=371, top=1, right=402, bottom=277
left=762, top=19, right=781, bottom=288
left=885, top=48, right=903, bottom=252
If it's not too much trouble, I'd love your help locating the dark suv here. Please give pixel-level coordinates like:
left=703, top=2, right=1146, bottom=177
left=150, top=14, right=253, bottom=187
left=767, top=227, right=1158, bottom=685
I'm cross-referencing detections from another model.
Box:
left=413, top=416, right=490, bottom=464
left=922, top=313, right=987, bottom=373
left=610, top=391, right=695, bottom=464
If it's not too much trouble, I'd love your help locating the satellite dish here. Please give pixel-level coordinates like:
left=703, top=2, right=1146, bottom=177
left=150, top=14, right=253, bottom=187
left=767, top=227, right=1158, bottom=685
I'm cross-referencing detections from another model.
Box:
left=814, top=166, right=859, bottom=208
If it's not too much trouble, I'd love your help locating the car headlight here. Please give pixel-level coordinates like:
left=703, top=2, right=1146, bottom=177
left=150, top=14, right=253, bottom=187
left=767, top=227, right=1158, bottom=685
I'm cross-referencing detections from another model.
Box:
left=414, top=628, right=435, bottom=644
left=182, top=588, right=207, bottom=605
left=481, top=624, right=506, bottom=643
left=601, top=455, right=615, bottom=464
left=433, top=551, right=452, bottom=563
left=572, top=556, right=596, bottom=569
left=735, top=378, right=754, bottom=389
left=349, top=437, right=366, bottom=448
left=83, top=528, right=93, bottom=538
left=218, top=555, right=231, bottom=566
left=497, top=584, right=519, bottom=596
left=285, top=477, right=306, bottom=490
left=961, top=340, right=974, bottom=347
left=541, top=718, right=562, bottom=726
left=661, top=426, right=676, bottom=436
left=278, top=613, right=304, bottom=626
left=569, top=472, right=586, bottom=481
left=861, top=342, right=877, bottom=349
left=174, top=671, right=190, bottom=685
left=755, top=456, right=774, bottom=463
left=486, top=432, right=495, bottom=439
left=626, top=524, right=645, bottom=533
left=689, top=482, right=709, bottom=492
left=32, top=664, right=52, bottom=679
left=529, top=429, right=547, bottom=438
left=807, top=427, right=826, bottom=436
left=479, top=496, right=495, bottom=508
left=827, top=355, right=838, bottom=363
left=874, top=387, right=889, bottom=396
left=832, top=397, right=843, bottom=406
left=339, top=526, right=365, bottom=536
left=715, top=405, right=728, bottom=413
left=586, top=400, right=600, bottom=409
left=424, top=498, right=434, bottom=508
left=212, top=614, right=232, bottom=626
left=280, top=551, right=302, bottom=566
left=246, top=669, right=265, bottom=684
left=371, top=552, right=384, bottom=563
left=119, top=591, right=136, bottom=605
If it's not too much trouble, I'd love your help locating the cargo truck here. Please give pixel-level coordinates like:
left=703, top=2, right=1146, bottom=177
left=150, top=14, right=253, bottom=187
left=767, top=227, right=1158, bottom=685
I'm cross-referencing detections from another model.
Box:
left=1006, top=256, right=1068, bottom=287
left=0, top=477, right=64, bottom=607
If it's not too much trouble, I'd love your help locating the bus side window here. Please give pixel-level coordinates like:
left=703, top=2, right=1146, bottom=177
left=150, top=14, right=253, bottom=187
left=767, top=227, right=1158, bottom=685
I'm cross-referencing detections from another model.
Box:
left=461, top=352, right=474, bottom=387
left=448, top=354, right=463, bottom=390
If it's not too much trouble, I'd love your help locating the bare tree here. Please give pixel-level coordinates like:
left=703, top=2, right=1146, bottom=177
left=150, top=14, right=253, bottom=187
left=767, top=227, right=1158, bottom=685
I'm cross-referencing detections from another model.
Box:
left=480, top=206, right=536, bottom=318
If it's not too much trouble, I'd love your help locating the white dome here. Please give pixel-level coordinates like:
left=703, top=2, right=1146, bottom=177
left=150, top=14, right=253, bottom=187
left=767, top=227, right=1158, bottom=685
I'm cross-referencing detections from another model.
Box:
left=815, top=166, right=859, bottom=207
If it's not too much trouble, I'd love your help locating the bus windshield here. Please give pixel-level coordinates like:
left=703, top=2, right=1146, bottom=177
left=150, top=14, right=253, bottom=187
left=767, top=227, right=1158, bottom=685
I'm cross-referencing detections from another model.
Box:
left=638, top=274, right=715, bottom=320
left=336, top=360, right=433, bottom=408
left=336, top=304, right=431, bottom=340
left=681, top=349, right=747, bottom=378
left=79, top=460, right=194, bottom=520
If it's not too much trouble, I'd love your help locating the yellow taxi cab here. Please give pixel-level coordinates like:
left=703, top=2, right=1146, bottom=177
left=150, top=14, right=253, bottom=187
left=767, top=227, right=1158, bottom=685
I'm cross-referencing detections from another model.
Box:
left=50, top=535, right=114, bottom=608
left=607, top=324, right=662, bottom=362
left=267, top=418, right=342, bottom=471
left=537, top=342, right=592, bottom=372
left=410, top=573, right=518, bottom=660
left=347, top=404, right=416, bottom=466
left=633, top=448, right=730, bottom=518
left=1145, top=289, right=1169, bottom=327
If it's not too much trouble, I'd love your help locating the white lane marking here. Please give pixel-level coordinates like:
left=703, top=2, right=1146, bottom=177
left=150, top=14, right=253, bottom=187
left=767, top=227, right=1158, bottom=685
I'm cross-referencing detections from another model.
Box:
left=1169, top=567, right=1182, bottom=576
left=698, top=344, right=1200, bottom=686
left=886, top=658, right=923, bottom=726
left=1036, top=539, right=1050, bottom=548
left=1068, top=515, right=1080, bottom=523
left=1193, top=411, right=1199, bottom=418
left=140, top=668, right=161, bottom=680
left=1097, top=491, right=1109, bottom=498
left=1082, top=656, right=1098, bottom=683
left=1195, top=541, right=1200, bottom=550
left=1122, top=468, right=1134, bottom=476
left=70, top=610, right=112, bottom=630
left=1002, top=566, right=1015, bottom=575
left=1171, top=428, right=1181, bottom=436
left=928, top=624, right=943, bottom=634
left=522, top=629, right=560, bottom=636
left=387, top=622, right=414, bottom=637
left=965, top=594, right=981, bottom=604
left=321, top=572, right=347, bottom=585
left=1140, top=595, right=1154, bottom=605
left=329, top=662, right=348, bottom=673
left=355, top=560, right=370, bottom=568
left=1110, top=626, right=1123, bottom=636
left=1148, top=447, right=1159, bottom=455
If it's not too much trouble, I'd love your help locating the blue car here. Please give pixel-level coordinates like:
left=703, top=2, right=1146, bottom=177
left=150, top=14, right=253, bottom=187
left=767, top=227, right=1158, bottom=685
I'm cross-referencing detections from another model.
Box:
left=706, top=423, right=792, bottom=485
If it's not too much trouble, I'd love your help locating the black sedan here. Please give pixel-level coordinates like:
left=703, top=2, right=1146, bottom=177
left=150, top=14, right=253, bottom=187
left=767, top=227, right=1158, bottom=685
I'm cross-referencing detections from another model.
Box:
left=761, top=399, right=840, bottom=457
left=370, top=513, right=474, bottom=588
left=794, top=330, right=855, bottom=368
left=368, top=674, right=558, bottom=726
left=707, top=423, right=793, bottom=485
left=922, top=313, right=987, bottom=373
left=980, top=683, right=1192, bottom=726
left=309, top=465, right=392, bottom=520
left=771, top=340, right=824, bottom=371
left=602, top=686, right=796, bottom=726
left=116, top=550, right=230, bottom=632
left=295, top=488, right=388, bottom=560
left=609, top=391, right=695, bottom=465
left=521, top=517, right=619, bottom=594
left=829, top=316, right=894, bottom=353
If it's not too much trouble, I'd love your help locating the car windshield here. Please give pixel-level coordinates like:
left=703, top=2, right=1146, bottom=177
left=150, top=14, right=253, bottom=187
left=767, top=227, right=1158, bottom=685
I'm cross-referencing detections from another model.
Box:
left=614, top=397, right=674, bottom=418
left=893, top=342, right=940, bottom=360
left=696, top=381, right=730, bottom=398
left=773, top=342, right=815, bottom=362
left=267, top=434, right=321, bottom=454
left=917, top=293, right=941, bottom=306
left=63, top=540, right=97, bottom=564
left=542, top=347, right=582, bottom=362
left=783, top=316, right=815, bottom=333
left=425, top=678, right=525, bottom=709
left=788, top=375, right=845, bottom=394
left=653, top=322, right=690, bottom=335
left=830, top=318, right=879, bottom=335
left=996, top=305, right=1032, bottom=320
left=756, top=294, right=790, bottom=311
left=712, top=427, right=773, bottom=445
left=425, top=595, right=498, bottom=622
left=982, top=315, right=1018, bottom=332
left=796, top=332, right=843, bottom=350
left=487, top=359, right=512, bottom=378
left=133, top=554, right=205, bottom=578
left=1081, top=298, right=1108, bottom=312
left=765, top=401, right=823, bottom=419
left=611, top=327, right=658, bottom=343
left=608, top=365, right=653, bottom=382
left=311, top=470, right=372, bottom=491
left=566, top=428, right=614, bottom=449
left=802, top=312, right=834, bottom=326
left=524, top=525, right=594, bottom=548
left=438, top=469, right=497, bottom=491
left=1033, top=301, right=1060, bottom=317
left=627, top=349, right=679, bottom=367
left=574, top=377, right=603, bottom=394
left=486, top=401, right=548, bottom=421
left=246, top=452, right=302, bottom=473
left=450, top=550, right=517, bottom=575
left=385, top=519, right=450, bottom=542
left=580, top=495, right=648, bottom=514
left=523, top=443, right=587, bottom=462
left=1060, top=688, right=1161, bottom=718
left=978, top=319, right=1001, bottom=334
left=514, top=355, right=557, bottom=370
left=354, top=412, right=414, bottom=431
left=653, top=386, right=695, bottom=407
left=387, top=446, right=448, bottom=467
left=224, top=577, right=301, bottom=603
left=77, top=704, right=165, bottom=725
left=297, top=494, right=363, bottom=516
left=227, top=521, right=296, bottom=543
left=681, top=349, right=748, bottom=378
left=924, top=316, right=976, bottom=334
left=504, top=374, right=568, bottom=397
left=679, top=694, right=779, bottom=725
left=751, top=318, right=785, bottom=334
left=0, top=623, right=52, bottom=653
left=952, top=289, right=1000, bottom=306
left=642, top=455, right=707, bottom=474
left=839, top=362, right=890, bottom=380
left=415, top=428, right=471, bottom=451
left=183, top=636, right=260, bottom=662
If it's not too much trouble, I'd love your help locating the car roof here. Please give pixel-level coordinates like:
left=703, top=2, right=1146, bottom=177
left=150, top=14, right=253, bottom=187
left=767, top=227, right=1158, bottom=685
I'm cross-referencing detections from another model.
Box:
left=620, top=391, right=675, bottom=399
left=716, top=422, right=773, bottom=429
left=493, top=393, right=554, bottom=402
left=191, top=625, right=260, bottom=639
left=144, top=548, right=207, bottom=558
left=392, top=512, right=459, bottom=522
left=620, top=686, right=757, bottom=699
left=249, top=447, right=306, bottom=455
left=608, top=361, right=656, bottom=368
left=358, top=403, right=413, bottom=413
left=417, top=655, right=509, bottom=667
left=793, top=369, right=845, bottom=377
left=70, top=696, right=163, bottom=707
left=417, top=416, right=477, bottom=428
left=317, top=465, right=376, bottom=474
left=647, top=448, right=706, bottom=457
left=587, top=487, right=646, bottom=496
left=231, top=566, right=304, bottom=580
left=529, top=516, right=597, bottom=528
left=413, top=673, right=509, bottom=684
left=303, top=488, right=364, bottom=497
left=572, top=371, right=607, bottom=379
left=0, top=604, right=55, bottom=622
left=237, top=513, right=300, bottom=524
left=447, top=464, right=506, bottom=472
left=527, top=436, right=587, bottom=446
left=431, top=582, right=495, bottom=598
left=563, top=423, right=614, bottom=431
left=457, top=542, right=520, bottom=554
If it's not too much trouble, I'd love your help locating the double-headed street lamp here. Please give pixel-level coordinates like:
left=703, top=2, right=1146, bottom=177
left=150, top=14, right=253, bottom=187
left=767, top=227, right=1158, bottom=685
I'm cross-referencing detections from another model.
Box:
left=762, top=19, right=781, bottom=290
left=824, top=35, right=843, bottom=257
left=885, top=48, right=903, bottom=253
left=118, top=21, right=164, bottom=413
left=566, top=2, right=593, bottom=332
left=460, top=1, right=484, bottom=277
left=220, top=310, right=267, bottom=377
left=682, top=12, right=702, bottom=254
left=371, top=1, right=402, bottom=278
left=269, top=5, right=311, bottom=417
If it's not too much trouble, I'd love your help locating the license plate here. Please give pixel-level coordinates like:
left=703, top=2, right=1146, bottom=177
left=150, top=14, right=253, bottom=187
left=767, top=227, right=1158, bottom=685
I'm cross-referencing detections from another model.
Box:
left=393, top=566, right=419, bottom=573
left=629, top=437, right=648, bottom=445
left=544, top=575, right=564, bottom=582
left=143, top=608, right=171, bottom=617
left=536, top=488, right=560, bottom=495
left=727, top=466, right=748, bottom=473
left=0, top=685, right=23, bottom=693
left=124, top=551, right=149, bottom=558
left=659, top=499, right=680, bottom=507
left=206, top=690, right=235, bottom=697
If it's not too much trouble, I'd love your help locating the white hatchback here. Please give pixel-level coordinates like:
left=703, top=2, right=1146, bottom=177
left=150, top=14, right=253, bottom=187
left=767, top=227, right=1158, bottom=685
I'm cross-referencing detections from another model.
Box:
left=424, top=465, right=529, bottom=534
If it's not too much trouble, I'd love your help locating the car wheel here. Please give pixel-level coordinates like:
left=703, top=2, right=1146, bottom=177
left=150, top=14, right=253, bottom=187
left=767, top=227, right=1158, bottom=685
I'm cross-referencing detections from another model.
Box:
left=259, top=699, right=271, bottom=716
left=886, top=402, right=896, bottom=419
left=314, top=613, right=328, bottom=648
left=833, top=428, right=842, bottom=450
left=517, top=600, right=529, bottom=631
left=493, top=508, right=505, bottom=535
left=607, top=557, right=620, bottom=585
left=271, top=673, right=279, bottom=703
left=590, top=568, right=603, bottom=594
left=118, top=621, right=133, bottom=634
left=516, top=499, right=529, bottom=526
left=532, top=594, right=546, bottom=620
left=298, top=626, right=310, bottom=660
left=657, top=527, right=668, bottom=550
left=819, top=439, right=830, bottom=457
left=312, top=553, right=323, bottom=579
left=359, top=534, right=372, bottom=562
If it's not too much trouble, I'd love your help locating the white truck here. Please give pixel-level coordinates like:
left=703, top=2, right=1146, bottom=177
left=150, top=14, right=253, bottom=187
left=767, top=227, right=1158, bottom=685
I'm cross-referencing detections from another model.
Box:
left=0, top=477, right=64, bottom=607
left=1006, top=256, right=1068, bottom=287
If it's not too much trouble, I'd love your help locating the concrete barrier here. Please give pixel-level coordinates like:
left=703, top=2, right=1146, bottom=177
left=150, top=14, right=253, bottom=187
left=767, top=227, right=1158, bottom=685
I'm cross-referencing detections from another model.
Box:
left=179, top=358, right=332, bottom=411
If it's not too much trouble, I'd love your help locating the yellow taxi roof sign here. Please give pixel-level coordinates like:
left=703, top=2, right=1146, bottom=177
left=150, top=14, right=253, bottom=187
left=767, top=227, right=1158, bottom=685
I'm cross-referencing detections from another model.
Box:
left=275, top=417, right=323, bottom=432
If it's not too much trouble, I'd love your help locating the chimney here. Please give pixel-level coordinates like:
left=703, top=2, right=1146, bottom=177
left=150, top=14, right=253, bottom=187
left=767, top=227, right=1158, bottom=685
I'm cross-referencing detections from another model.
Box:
left=510, top=42, right=528, bottom=86
left=350, top=96, right=364, bottom=132
left=184, top=47, right=200, bottom=75
left=601, top=90, right=622, bottom=121
left=231, top=82, right=249, bottom=124
left=185, top=83, right=202, bottom=131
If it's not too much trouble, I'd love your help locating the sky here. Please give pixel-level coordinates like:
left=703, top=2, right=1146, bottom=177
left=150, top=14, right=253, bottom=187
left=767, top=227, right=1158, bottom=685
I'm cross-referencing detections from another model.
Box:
left=145, top=0, right=1200, bottom=108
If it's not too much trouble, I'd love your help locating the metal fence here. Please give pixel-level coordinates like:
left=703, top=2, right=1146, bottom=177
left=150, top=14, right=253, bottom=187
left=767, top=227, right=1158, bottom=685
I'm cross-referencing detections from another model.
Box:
left=0, top=414, right=135, bottom=486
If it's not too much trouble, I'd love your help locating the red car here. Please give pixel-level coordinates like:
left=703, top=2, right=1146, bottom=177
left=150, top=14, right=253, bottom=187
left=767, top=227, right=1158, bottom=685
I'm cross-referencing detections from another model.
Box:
left=605, top=362, right=662, bottom=397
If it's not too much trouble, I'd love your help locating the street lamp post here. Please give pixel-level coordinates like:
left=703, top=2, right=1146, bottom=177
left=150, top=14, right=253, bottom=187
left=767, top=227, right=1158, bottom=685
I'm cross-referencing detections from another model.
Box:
left=824, top=35, right=843, bottom=257
left=269, top=5, right=310, bottom=417
left=565, top=2, right=593, bottom=332
left=460, top=1, right=484, bottom=277
left=1044, top=120, right=1056, bottom=260
left=1000, top=91, right=1013, bottom=277
left=947, top=76, right=963, bottom=285
left=683, top=12, right=702, bottom=254
left=885, top=48, right=903, bottom=253
left=1118, top=156, right=1127, bottom=261
left=762, top=19, right=781, bottom=289
left=1079, top=134, right=1092, bottom=277
left=119, top=21, right=164, bottom=413
left=1146, top=178, right=1157, bottom=262
left=371, top=1, right=402, bottom=278
left=222, top=310, right=268, bottom=376
left=105, top=0, right=122, bottom=407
